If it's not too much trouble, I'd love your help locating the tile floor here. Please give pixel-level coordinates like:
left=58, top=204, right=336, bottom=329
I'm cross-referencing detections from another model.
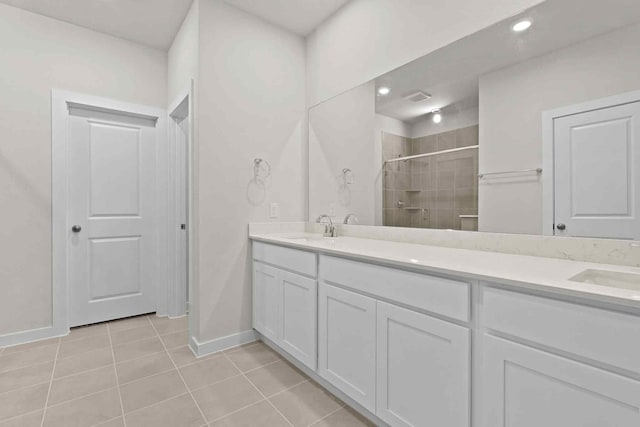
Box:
left=0, top=315, right=373, bottom=427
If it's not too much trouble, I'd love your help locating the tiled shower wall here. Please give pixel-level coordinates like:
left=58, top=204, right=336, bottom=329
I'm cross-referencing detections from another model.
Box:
left=383, top=125, right=478, bottom=229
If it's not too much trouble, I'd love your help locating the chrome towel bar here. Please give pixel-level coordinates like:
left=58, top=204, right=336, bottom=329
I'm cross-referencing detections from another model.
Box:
left=478, top=168, right=542, bottom=179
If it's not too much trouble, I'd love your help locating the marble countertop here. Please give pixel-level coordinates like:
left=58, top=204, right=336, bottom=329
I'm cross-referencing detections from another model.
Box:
left=249, top=232, right=640, bottom=309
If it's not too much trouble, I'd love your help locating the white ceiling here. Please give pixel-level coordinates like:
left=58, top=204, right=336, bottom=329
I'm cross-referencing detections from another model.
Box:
left=0, top=0, right=194, bottom=50
left=0, top=0, right=348, bottom=50
left=223, top=0, right=350, bottom=35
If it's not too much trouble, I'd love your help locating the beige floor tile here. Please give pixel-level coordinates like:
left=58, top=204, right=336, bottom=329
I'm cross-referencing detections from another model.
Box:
left=150, top=316, right=188, bottom=336
left=0, top=361, right=53, bottom=394
left=0, top=410, right=43, bottom=427
left=53, top=347, right=113, bottom=379
left=179, top=355, right=240, bottom=390
left=60, top=324, right=108, bottom=343
left=119, top=370, right=186, bottom=413
left=93, top=417, right=124, bottom=427
left=48, top=366, right=117, bottom=406
left=2, top=338, right=59, bottom=355
left=109, top=325, right=156, bottom=347
left=0, top=344, right=58, bottom=373
left=270, top=381, right=343, bottom=427
left=112, top=337, right=164, bottom=363
left=191, top=375, right=263, bottom=422
left=167, top=345, right=205, bottom=367
left=310, top=407, right=374, bottom=427
left=43, top=388, right=121, bottom=427
left=209, top=401, right=290, bottom=427
left=107, top=315, right=151, bottom=333
left=57, top=334, right=110, bottom=360
left=0, top=383, right=49, bottom=421
left=159, top=330, right=188, bottom=349
left=244, top=360, right=307, bottom=397
left=124, top=394, right=205, bottom=427
left=116, top=352, right=174, bottom=384
left=225, top=342, right=281, bottom=372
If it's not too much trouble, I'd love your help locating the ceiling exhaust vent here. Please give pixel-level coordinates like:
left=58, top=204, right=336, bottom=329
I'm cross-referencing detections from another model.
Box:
left=404, top=91, right=432, bottom=102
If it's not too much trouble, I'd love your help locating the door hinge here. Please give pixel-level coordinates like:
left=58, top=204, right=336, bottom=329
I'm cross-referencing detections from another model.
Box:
left=180, top=224, right=186, bottom=230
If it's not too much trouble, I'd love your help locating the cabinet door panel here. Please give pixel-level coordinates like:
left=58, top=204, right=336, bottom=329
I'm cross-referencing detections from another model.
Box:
left=377, top=302, right=470, bottom=427
left=280, top=271, right=317, bottom=370
left=318, top=283, right=376, bottom=412
left=253, top=262, right=280, bottom=342
left=483, top=335, right=640, bottom=427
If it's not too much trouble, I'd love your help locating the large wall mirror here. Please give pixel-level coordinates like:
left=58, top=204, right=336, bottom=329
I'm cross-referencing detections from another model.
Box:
left=308, top=0, right=640, bottom=240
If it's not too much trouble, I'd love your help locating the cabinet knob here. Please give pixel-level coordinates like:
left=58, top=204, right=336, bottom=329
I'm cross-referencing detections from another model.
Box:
left=556, top=223, right=566, bottom=231
left=71, top=225, right=82, bottom=233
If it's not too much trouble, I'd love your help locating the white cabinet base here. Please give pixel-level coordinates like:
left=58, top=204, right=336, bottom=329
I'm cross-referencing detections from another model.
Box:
left=318, top=283, right=377, bottom=413
left=377, top=301, right=470, bottom=427
left=482, top=334, right=640, bottom=427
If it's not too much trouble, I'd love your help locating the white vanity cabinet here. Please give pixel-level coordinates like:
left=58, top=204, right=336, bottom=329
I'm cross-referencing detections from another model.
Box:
left=481, top=286, right=640, bottom=427
left=252, top=239, right=640, bottom=427
left=318, top=283, right=377, bottom=412
left=482, top=335, right=640, bottom=427
left=377, top=301, right=470, bottom=427
left=318, top=255, right=472, bottom=425
left=252, top=242, right=317, bottom=370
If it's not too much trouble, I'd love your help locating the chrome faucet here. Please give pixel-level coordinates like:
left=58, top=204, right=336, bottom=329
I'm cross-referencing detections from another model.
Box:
left=316, top=214, right=337, bottom=237
left=344, top=213, right=359, bottom=225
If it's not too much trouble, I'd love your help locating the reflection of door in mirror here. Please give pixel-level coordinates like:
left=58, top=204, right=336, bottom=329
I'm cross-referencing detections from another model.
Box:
left=382, top=126, right=478, bottom=230
left=546, top=94, right=640, bottom=240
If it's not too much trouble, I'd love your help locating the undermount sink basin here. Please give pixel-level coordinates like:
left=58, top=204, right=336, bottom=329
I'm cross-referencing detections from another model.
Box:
left=569, top=269, right=640, bottom=292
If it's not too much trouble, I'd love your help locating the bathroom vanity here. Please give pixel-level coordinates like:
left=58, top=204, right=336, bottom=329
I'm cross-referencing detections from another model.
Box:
left=250, top=232, right=640, bottom=427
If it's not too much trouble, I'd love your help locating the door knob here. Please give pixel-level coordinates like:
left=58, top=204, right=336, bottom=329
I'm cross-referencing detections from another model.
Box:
left=556, top=223, right=566, bottom=231
left=71, top=225, right=82, bottom=232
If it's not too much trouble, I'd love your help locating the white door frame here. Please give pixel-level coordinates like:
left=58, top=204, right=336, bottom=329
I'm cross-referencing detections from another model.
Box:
left=52, top=90, right=168, bottom=336
left=541, top=89, right=640, bottom=236
left=166, top=85, right=194, bottom=318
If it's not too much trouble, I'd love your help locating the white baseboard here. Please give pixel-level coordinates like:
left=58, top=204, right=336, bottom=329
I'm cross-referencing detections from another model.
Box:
left=189, top=329, right=257, bottom=357
left=0, top=325, right=68, bottom=350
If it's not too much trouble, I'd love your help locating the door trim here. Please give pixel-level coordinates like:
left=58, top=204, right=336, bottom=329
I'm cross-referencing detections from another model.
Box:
left=541, top=89, right=640, bottom=236
left=166, top=86, right=193, bottom=318
left=52, top=90, right=167, bottom=335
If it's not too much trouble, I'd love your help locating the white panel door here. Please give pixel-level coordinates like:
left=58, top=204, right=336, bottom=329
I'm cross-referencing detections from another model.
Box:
left=554, top=101, right=640, bottom=239
left=279, top=270, right=317, bottom=370
left=482, top=335, right=640, bottom=427
left=253, top=262, right=280, bottom=343
left=318, top=283, right=376, bottom=412
left=68, top=108, right=158, bottom=326
left=376, top=301, right=470, bottom=427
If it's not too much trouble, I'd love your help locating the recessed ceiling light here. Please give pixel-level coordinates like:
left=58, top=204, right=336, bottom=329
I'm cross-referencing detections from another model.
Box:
left=432, top=109, right=442, bottom=124
left=378, top=87, right=390, bottom=96
left=512, top=19, right=532, bottom=32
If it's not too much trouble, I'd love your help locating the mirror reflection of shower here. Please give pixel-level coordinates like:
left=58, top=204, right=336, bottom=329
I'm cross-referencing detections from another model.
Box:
left=382, top=123, right=478, bottom=230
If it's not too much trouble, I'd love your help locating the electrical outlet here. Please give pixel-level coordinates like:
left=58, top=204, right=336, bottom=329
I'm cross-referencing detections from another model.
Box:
left=270, top=203, right=280, bottom=218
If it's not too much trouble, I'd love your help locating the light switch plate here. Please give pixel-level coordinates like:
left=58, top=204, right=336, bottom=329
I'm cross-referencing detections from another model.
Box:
left=270, top=203, right=280, bottom=218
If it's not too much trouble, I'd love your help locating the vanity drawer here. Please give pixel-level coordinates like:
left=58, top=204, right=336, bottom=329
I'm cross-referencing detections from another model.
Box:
left=320, top=255, right=470, bottom=322
left=482, top=286, right=640, bottom=374
left=253, top=242, right=317, bottom=277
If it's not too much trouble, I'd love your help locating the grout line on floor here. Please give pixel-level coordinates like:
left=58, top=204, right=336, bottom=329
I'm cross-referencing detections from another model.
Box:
left=107, top=322, right=128, bottom=427
left=307, top=405, right=345, bottom=427
left=39, top=337, right=61, bottom=427
left=0, top=379, right=55, bottom=397
left=148, top=317, right=209, bottom=426
left=222, top=352, right=295, bottom=427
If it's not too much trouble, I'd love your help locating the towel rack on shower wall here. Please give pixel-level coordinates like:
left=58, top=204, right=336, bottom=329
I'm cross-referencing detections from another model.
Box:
left=478, top=168, right=542, bottom=179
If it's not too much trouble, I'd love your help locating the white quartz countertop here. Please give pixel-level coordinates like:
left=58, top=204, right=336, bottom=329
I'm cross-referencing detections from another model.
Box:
left=249, top=232, right=640, bottom=309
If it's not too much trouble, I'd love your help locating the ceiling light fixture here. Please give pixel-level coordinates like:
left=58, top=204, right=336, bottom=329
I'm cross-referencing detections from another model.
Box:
left=512, top=19, right=532, bottom=32
left=378, top=86, right=391, bottom=96
left=432, top=109, right=442, bottom=124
